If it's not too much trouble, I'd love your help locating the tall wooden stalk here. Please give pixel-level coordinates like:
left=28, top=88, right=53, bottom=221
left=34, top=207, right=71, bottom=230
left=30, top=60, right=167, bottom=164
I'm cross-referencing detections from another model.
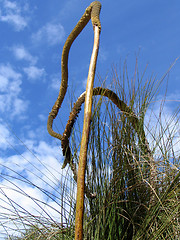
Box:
left=75, top=25, right=101, bottom=240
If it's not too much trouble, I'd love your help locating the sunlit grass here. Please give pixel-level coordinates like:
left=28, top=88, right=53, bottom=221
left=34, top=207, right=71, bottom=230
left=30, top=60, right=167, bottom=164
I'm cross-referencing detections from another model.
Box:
left=0, top=59, right=179, bottom=239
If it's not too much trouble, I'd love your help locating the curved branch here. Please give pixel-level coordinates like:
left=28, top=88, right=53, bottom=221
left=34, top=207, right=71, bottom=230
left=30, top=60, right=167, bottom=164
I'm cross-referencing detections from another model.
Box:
left=61, top=87, right=151, bottom=169
left=59, top=87, right=152, bottom=200
left=47, top=1, right=101, bottom=141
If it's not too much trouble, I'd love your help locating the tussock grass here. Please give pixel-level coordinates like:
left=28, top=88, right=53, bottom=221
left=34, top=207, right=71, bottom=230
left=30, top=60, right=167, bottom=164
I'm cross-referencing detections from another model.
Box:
left=1, top=59, right=179, bottom=239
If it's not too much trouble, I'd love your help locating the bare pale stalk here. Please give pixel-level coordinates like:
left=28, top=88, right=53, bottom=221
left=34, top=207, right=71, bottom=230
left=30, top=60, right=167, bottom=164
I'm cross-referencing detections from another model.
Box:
left=75, top=25, right=100, bottom=240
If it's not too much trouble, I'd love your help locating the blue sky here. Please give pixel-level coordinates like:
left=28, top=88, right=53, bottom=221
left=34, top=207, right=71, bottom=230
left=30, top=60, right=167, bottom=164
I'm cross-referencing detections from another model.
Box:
left=0, top=0, right=180, bottom=237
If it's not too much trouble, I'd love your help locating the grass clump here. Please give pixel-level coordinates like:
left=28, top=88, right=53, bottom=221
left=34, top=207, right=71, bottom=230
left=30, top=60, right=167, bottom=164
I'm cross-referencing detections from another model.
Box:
left=2, top=59, right=180, bottom=239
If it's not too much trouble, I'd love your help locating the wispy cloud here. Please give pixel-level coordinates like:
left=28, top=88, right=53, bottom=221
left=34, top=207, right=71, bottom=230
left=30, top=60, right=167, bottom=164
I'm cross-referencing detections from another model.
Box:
left=0, top=120, right=14, bottom=150
left=32, top=23, right=65, bottom=45
left=0, top=138, right=72, bottom=237
left=0, top=63, right=28, bottom=117
left=12, top=45, right=46, bottom=82
left=23, top=65, right=46, bottom=82
left=50, top=74, right=61, bottom=91
left=12, top=45, right=37, bottom=65
left=145, top=96, right=180, bottom=159
left=0, top=0, right=29, bottom=31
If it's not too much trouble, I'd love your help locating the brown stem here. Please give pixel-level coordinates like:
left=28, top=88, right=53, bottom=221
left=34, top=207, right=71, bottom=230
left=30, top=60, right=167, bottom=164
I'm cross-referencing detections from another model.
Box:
left=75, top=25, right=100, bottom=240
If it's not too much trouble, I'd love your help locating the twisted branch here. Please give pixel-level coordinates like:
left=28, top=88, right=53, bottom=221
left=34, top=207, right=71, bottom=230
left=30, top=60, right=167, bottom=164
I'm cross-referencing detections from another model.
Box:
left=47, top=2, right=102, bottom=199
left=47, top=1, right=155, bottom=202
left=47, top=1, right=101, bottom=141
left=61, top=88, right=152, bottom=199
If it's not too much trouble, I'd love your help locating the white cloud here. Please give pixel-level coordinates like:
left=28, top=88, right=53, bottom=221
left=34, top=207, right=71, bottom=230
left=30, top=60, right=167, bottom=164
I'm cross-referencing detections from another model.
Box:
left=0, top=139, right=65, bottom=192
left=50, top=74, right=61, bottom=91
left=0, top=138, right=75, bottom=237
left=3, top=0, right=16, bottom=9
left=0, top=63, right=28, bottom=117
left=0, top=180, right=63, bottom=238
left=0, top=120, right=14, bottom=150
left=32, top=23, right=65, bottom=45
left=145, top=96, right=180, bottom=160
left=23, top=65, right=46, bottom=81
left=12, top=45, right=46, bottom=82
left=0, top=0, right=29, bottom=31
left=38, top=114, right=46, bottom=121
left=12, top=98, right=27, bottom=117
left=0, top=63, right=21, bottom=83
left=12, top=45, right=37, bottom=65
left=0, top=140, right=65, bottom=190
left=0, top=75, right=8, bottom=91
